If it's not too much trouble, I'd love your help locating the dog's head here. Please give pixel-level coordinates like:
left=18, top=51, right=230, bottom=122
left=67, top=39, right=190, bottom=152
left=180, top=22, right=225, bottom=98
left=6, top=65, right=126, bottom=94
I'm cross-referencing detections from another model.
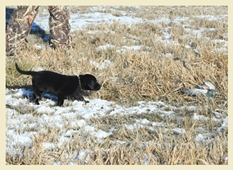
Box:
left=79, top=74, right=101, bottom=91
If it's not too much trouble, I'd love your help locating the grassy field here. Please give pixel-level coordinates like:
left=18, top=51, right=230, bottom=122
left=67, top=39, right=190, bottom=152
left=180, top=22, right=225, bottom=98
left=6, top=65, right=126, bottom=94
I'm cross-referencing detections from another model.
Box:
left=5, top=6, right=228, bottom=165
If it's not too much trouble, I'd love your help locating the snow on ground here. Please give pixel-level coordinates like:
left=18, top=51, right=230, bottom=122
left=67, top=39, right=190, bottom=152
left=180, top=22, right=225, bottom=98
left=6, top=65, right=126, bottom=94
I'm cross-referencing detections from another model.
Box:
left=6, top=6, right=228, bottom=164
left=6, top=87, right=228, bottom=164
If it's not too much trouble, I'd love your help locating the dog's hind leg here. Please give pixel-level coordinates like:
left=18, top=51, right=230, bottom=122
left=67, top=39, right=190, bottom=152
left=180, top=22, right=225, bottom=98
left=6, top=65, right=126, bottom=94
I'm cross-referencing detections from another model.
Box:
left=32, top=86, right=42, bottom=105
left=33, top=94, right=39, bottom=105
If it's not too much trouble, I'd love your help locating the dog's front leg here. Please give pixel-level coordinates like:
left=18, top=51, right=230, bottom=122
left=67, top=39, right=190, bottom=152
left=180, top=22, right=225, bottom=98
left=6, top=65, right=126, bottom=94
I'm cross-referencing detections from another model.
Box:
left=57, top=95, right=65, bottom=106
left=72, top=93, right=89, bottom=103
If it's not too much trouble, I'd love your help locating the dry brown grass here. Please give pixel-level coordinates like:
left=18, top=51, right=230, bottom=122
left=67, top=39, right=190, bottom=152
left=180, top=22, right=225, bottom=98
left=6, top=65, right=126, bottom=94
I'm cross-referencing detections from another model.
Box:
left=5, top=6, right=228, bottom=165
left=6, top=123, right=227, bottom=165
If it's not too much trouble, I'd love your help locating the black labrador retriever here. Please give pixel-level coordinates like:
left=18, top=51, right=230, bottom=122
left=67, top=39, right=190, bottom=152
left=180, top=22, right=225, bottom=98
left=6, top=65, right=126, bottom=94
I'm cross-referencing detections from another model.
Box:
left=15, top=63, right=101, bottom=106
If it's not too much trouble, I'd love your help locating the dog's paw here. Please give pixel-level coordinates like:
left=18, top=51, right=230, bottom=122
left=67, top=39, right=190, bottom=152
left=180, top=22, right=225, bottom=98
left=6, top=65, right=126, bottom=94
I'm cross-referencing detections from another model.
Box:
left=84, top=100, right=89, bottom=104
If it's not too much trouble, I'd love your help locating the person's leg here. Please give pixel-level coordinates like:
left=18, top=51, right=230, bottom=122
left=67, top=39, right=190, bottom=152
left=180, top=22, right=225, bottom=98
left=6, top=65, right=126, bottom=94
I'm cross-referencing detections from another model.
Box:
left=6, top=6, right=39, bottom=56
left=48, top=6, right=72, bottom=50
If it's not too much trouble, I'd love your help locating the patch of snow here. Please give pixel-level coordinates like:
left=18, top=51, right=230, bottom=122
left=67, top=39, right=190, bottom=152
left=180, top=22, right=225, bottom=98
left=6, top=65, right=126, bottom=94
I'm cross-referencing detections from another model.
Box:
left=90, top=60, right=112, bottom=70
left=144, top=154, right=150, bottom=165
left=173, top=128, right=186, bottom=134
left=217, top=117, right=228, bottom=132
left=43, top=142, right=56, bottom=150
left=96, top=44, right=115, bottom=51
left=195, top=15, right=227, bottom=21
left=76, top=149, right=88, bottom=160
left=195, top=134, right=205, bottom=142
left=173, top=17, right=189, bottom=23
left=136, top=119, right=150, bottom=125
left=193, top=28, right=206, bottom=38
left=164, top=53, right=174, bottom=57
left=116, top=45, right=150, bottom=53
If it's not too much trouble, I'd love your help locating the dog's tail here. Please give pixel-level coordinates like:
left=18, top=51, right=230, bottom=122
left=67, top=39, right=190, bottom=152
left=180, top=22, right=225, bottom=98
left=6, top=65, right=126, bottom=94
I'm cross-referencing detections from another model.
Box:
left=15, top=63, right=35, bottom=76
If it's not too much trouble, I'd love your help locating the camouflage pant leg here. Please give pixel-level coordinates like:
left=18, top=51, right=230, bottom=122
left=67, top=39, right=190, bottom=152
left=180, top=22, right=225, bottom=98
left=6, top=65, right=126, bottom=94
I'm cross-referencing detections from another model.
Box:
left=5, top=6, right=39, bottom=56
left=48, top=6, right=72, bottom=49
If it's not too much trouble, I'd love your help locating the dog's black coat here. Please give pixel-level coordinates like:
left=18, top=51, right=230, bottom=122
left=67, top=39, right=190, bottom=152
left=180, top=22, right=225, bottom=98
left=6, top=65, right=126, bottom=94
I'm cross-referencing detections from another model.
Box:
left=15, top=63, right=101, bottom=106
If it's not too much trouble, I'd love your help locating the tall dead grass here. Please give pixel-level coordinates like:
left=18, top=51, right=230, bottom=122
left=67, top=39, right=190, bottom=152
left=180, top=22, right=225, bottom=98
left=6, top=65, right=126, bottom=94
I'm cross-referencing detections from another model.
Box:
left=5, top=6, right=228, bottom=165
left=6, top=122, right=227, bottom=165
left=6, top=32, right=227, bottom=109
